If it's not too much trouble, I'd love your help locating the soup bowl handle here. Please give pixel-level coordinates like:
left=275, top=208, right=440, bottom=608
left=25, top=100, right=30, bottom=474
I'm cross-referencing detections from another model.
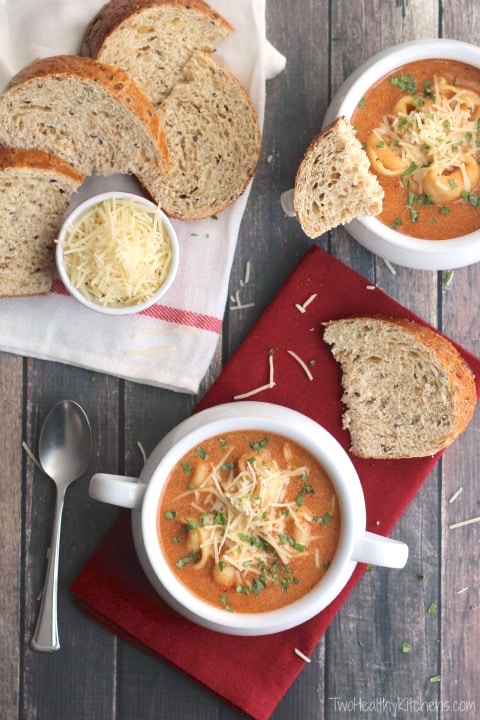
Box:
left=352, top=531, right=408, bottom=569
left=89, top=473, right=147, bottom=510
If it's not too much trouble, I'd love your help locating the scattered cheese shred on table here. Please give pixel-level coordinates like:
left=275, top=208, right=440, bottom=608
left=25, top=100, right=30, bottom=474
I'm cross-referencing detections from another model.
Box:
left=295, top=293, right=317, bottom=314
left=62, top=197, right=172, bottom=307
left=449, top=487, right=463, bottom=503
left=449, top=515, right=480, bottom=529
left=233, top=350, right=275, bottom=400
left=294, top=648, right=311, bottom=663
left=287, top=350, right=314, bottom=380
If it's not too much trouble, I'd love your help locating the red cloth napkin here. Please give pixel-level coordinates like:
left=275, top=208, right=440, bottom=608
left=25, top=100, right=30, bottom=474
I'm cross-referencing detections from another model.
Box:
left=71, top=246, right=480, bottom=720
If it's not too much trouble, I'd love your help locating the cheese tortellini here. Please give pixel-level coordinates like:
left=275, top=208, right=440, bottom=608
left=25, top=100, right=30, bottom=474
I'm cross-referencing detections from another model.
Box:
left=366, top=75, right=480, bottom=204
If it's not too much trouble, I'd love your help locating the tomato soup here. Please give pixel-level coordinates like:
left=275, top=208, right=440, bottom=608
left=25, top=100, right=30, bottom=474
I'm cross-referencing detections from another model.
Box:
left=157, top=431, right=341, bottom=614
left=352, top=59, right=480, bottom=239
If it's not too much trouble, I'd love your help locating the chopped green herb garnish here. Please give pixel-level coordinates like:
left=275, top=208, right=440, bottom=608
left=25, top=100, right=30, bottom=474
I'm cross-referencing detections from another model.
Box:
left=439, top=207, right=450, bottom=215
left=250, top=438, right=269, bottom=452
left=296, top=494, right=304, bottom=507
left=391, top=218, right=402, bottom=230
left=358, top=98, right=366, bottom=109
left=219, top=437, right=228, bottom=448
left=317, top=512, right=333, bottom=526
left=427, top=602, right=438, bottom=614
left=211, top=214, right=219, bottom=220
left=214, top=511, right=227, bottom=526
left=220, top=462, right=234, bottom=471
left=172, top=536, right=181, bottom=543
left=402, top=642, right=411, bottom=653
left=391, top=74, right=416, bottom=93
left=430, top=675, right=441, bottom=683
left=376, top=140, right=385, bottom=148
left=165, top=510, right=176, bottom=520
left=402, top=161, right=418, bottom=177
left=181, top=461, right=192, bottom=475
left=323, top=560, right=331, bottom=570
left=236, top=585, right=250, bottom=595
left=176, top=556, right=191, bottom=568
left=196, top=447, right=207, bottom=460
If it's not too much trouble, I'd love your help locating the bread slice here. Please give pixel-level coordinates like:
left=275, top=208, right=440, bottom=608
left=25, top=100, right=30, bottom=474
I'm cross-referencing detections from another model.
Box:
left=81, top=0, right=233, bottom=105
left=150, top=50, right=261, bottom=219
left=0, top=148, right=85, bottom=297
left=0, top=55, right=169, bottom=201
left=294, top=116, right=384, bottom=239
left=323, top=316, right=477, bottom=459
left=82, top=2, right=260, bottom=219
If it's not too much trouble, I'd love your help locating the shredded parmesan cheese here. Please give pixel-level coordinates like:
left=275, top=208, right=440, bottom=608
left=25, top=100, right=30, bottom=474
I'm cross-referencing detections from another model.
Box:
left=295, top=293, right=317, bottom=314
left=457, top=586, right=469, bottom=594
left=449, top=515, right=480, bottom=529
left=448, top=486, right=463, bottom=503
left=21, top=441, right=43, bottom=472
left=61, top=197, right=173, bottom=307
left=176, top=450, right=312, bottom=584
left=287, top=350, right=314, bottom=380
left=294, top=648, right=311, bottom=663
left=137, top=441, right=147, bottom=465
left=124, top=346, right=176, bottom=355
left=383, top=259, right=397, bottom=275
left=233, top=350, right=275, bottom=400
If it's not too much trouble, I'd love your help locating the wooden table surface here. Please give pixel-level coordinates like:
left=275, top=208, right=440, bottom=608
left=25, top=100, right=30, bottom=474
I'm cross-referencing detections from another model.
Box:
left=2, top=1, right=480, bottom=718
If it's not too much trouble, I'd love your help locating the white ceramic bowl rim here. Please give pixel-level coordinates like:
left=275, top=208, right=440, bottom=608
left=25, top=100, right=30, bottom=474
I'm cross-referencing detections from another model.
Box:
left=324, top=38, right=480, bottom=268
left=138, top=403, right=366, bottom=632
left=56, top=191, right=179, bottom=315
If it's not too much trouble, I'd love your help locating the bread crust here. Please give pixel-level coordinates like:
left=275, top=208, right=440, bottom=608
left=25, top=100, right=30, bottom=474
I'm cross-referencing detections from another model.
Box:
left=294, top=116, right=383, bottom=238
left=4, top=55, right=169, bottom=172
left=0, top=147, right=85, bottom=184
left=81, top=0, right=233, bottom=59
left=324, top=315, right=477, bottom=458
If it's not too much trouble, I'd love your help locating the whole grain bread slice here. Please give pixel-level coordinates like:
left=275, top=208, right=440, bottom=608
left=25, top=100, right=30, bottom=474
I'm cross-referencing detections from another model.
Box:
left=0, top=147, right=85, bottom=297
left=151, top=49, right=261, bottom=219
left=323, top=316, right=477, bottom=459
left=294, top=116, right=384, bottom=238
left=81, top=1, right=261, bottom=219
left=81, top=0, right=233, bottom=105
left=0, top=55, right=169, bottom=201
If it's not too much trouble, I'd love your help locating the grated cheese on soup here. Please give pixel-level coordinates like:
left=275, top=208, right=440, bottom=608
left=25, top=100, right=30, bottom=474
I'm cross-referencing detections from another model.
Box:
left=61, top=197, right=172, bottom=307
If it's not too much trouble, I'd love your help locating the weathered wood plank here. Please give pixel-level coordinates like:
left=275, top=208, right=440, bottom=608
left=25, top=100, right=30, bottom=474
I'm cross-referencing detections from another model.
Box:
left=439, top=6, right=480, bottom=717
left=21, top=363, right=119, bottom=720
left=326, top=2, right=441, bottom=717
left=0, top=354, right=23, bottom=720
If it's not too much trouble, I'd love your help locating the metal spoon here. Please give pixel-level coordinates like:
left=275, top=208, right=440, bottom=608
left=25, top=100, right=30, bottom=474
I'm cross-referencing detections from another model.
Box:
left=30, top=400, right=92, bottom=652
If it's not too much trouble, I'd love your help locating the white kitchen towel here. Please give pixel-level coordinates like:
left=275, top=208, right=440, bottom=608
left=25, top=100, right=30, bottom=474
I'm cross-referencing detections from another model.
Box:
left=0, top=0, right=286, bottom=393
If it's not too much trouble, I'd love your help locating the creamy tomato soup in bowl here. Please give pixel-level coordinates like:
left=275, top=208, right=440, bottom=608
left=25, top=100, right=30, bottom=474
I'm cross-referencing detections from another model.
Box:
left=89, top=402, right=408, bottom=635
left=323, top=38, right=480, bottom=270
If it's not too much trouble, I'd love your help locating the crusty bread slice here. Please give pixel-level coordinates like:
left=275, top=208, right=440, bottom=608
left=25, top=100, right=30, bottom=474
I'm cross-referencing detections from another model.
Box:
left=81, top=0, right=233, bottom=105
left=0, top=148, right=85, bottom=297
left=81, top=2, right=260, bottom=219
left=0, top=55, right=169, bottom=201
left=323, top=316, right=477, bottom=459
left=294, top=116, right=384, bottom=239
left=150, top=49, right=261, bottom=219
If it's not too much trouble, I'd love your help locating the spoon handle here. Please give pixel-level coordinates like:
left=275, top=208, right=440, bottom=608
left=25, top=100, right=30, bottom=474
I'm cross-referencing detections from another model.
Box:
left=31, top=487, right=66, bottom=652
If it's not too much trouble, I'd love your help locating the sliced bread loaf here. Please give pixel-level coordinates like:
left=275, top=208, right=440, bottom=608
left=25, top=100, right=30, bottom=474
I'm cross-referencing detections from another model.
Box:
left=294, top=116, right=384, bottom=238
left=150, top=49, right=261, bottom=219
left=323, top=316, right=477, bottom=459
left=81, top=0, right=233, bottom=105
left=82, top=2, right=261, bottom=219
left=0, top=55, right=169, bottom=201
left=0, top=148, right=85, bottom=297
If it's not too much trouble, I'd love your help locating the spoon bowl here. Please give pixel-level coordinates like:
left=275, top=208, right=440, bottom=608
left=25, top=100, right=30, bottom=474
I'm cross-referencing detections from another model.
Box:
left=30, top=400, right=92, bottom=652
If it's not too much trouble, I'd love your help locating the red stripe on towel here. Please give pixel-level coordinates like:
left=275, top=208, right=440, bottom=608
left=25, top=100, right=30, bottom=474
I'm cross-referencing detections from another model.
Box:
left=50, top=279, right=222, bottom=334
